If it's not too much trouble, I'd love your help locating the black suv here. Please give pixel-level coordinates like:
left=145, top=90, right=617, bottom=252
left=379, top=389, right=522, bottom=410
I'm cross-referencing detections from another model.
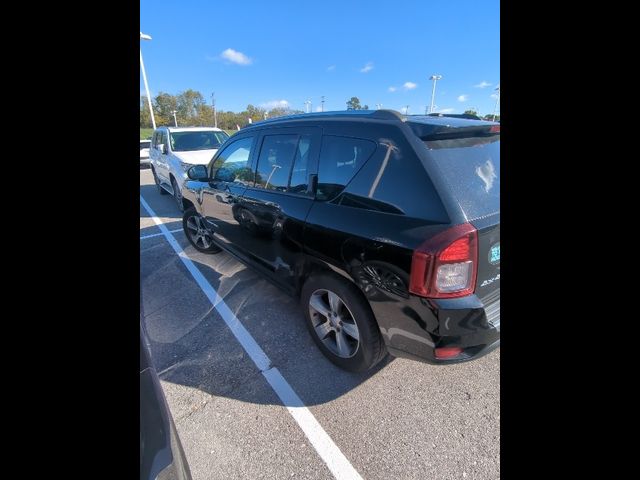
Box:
left=180, top=110, right=500, bottom=372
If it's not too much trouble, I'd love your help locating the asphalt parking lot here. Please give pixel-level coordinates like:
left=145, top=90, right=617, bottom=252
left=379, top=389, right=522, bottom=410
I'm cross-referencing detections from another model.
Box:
left=140, top=169, right=500, bottom=480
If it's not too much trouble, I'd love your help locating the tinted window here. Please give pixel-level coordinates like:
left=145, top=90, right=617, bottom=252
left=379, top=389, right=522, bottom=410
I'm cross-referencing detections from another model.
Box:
left=289, top=135, right=311, bottom=194
left=140, top=141, right=151, bottom=151
left=159, top=131, right=167, bottom=147
left=317, top=135, right=377, bottom=200
left=211, top=136, right=255, bottom=184
left=423, top=135, right=500, bottom=220
left=255, top=135, right=298, bottom=191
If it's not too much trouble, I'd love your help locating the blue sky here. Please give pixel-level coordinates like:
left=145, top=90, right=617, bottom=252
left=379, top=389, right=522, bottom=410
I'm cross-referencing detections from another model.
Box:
left=140, top=0, right=499, bottom=116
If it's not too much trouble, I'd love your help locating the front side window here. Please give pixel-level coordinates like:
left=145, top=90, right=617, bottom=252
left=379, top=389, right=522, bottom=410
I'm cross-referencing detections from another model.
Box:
left=169, top=131, right=229, bottom=152
left=317, top=135, right=377, bottom=200
left=211, top=136, right=255, bottom=184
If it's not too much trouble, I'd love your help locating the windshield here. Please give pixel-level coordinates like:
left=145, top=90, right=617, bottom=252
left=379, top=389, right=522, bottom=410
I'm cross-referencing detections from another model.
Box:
left=169, top=131, right=229, bottom=152
left=424, top=135, right=500, bottom=221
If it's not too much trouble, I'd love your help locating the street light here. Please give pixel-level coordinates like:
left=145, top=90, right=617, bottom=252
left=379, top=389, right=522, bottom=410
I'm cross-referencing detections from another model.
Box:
left=429, top=74, right=442, bottom=114
left=140, top=32, right=156, bottom=130
left=171, top=110, right=178, bottom=127
left=492, top=85, right=500, bottom=121
left=304, top=100, right=311, bottom=113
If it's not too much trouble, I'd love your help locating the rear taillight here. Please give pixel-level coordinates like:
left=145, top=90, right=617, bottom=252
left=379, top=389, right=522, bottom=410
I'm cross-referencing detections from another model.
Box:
left=409, top=223, right=478, bottom=298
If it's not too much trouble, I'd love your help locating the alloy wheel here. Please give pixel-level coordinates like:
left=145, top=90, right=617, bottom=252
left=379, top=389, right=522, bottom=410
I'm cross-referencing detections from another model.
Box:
left=186, top=215, right=213, bottom=249
left=308, top=289, right=360, bottom=358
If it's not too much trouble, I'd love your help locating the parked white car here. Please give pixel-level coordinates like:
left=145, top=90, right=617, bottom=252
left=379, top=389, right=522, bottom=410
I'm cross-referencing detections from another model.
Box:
left=140, top=139, right=151, bottom=167
left=149, top=127, right=230, bottom=210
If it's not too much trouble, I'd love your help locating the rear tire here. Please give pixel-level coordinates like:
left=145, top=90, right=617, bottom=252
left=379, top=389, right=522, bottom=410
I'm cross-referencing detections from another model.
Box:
left=152, top=167, right=168, bottom=195
left=301, top=273, right=387, bottom=372
left=183, top=207, right=222, bottom=253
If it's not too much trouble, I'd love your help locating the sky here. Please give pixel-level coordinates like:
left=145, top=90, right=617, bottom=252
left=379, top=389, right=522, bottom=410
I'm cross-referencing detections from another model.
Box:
left=140, top=0, right=499, bottom=116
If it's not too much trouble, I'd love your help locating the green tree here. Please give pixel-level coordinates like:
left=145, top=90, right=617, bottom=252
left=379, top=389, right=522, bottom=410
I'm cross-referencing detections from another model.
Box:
left=464, top=109, right=478, bottom=116
left=363, top=105, right=369, bottom=110
left=483, top=114, right=500, bottom=121
left=153, top=92, right=178, bottom=126
left=346, top=97, right=362, bottom=110
left=176, top=89, right=207, bottom=125
left=140, top=96, right=152, bottom=127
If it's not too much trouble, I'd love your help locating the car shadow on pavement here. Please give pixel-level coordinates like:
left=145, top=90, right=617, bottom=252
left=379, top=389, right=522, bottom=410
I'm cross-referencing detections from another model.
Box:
left=140, top=237, right=395, bottom=408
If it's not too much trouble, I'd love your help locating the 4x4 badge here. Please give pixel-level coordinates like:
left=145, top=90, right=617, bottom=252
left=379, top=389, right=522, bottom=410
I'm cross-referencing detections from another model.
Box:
left=489, top=243, right=500, bottom=265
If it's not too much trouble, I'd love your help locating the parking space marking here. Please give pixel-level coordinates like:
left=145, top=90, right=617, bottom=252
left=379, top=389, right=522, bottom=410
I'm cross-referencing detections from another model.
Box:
left=140, top=195, right=363, bottom=480
left=140, top=229, right=183, bottom=240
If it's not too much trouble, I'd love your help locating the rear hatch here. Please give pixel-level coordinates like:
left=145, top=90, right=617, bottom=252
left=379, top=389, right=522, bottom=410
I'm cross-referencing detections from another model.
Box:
left=414, top=120, right=500, bottom=318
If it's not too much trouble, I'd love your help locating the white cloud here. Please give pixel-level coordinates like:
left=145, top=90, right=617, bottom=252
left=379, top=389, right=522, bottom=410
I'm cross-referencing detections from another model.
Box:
left=220, top=48, right=252, bottom=65
left=315, top=106, right=323, bottom=112
left=474, top=81, right=492, bottom=88
left=327, top=65, right=336, bottom=71
left=403, top=82, right=417, bottom=90
left=457, top=94, right=468, bottom=102
left=388, top=86, right=397, bottom=92
left=400, top=106, right=409, bottom=114
left=490, top=92, right=500, bottom=99
left=260, top=99, right=290, bottom=110
left=360, top=62, right=374, bottom=73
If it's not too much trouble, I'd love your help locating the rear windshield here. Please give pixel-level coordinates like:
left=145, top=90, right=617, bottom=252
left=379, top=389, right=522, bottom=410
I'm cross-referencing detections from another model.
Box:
left=423, top=135, right=499, bottom=220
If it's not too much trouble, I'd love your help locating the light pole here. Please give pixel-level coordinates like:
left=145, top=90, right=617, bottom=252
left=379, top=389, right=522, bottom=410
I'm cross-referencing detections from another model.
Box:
left=211, top=92, right=217, bottom=128
left=304, top=100, right=311, bottom=113
left=321, top=96, right=325, bottom=112
left=140, top=32, right=156, bottom=130
left=376, top=103, right=382, bottom=110
left=492, top=85, right=500, bottom=121
left=171, top=110, right=178, bottom=127
left=405, top=105, right=410, bottom=115
left=429, top=74, right=442, bottom=114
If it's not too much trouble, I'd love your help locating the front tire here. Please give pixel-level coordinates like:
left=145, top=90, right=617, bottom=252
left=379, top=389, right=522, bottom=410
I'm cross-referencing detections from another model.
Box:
left=183, top=207, right=222, bottom=253
left=301, top=273, right=387, bottom=372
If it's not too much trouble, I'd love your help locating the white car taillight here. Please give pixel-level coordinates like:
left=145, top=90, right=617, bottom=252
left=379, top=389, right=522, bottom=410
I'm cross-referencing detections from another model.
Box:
left=435, top=261, right=473, bottom=292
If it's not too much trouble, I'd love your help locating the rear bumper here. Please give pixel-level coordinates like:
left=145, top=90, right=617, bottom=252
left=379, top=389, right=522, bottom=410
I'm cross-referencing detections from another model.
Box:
left=388, top=335, right=500, bottom=365
left=372, top=292, right=500, bottom=365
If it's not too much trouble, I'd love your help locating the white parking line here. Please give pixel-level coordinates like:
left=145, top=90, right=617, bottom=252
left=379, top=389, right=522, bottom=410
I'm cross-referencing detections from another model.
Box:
left=140, top=229, right=183, bottom=240
left=139, top=195, right=363, bottom=480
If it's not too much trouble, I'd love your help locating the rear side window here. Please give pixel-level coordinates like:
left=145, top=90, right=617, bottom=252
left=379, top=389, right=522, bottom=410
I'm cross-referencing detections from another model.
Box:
left=254, top=134, right=312, bottom=194
left=317, top=135, right=376, bottom=201
left=255, top=135, right=298, bottom=191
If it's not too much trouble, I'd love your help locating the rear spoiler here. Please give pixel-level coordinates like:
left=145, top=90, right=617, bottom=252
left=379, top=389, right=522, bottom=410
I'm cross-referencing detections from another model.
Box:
left=411, top=124, right=500, bottom=141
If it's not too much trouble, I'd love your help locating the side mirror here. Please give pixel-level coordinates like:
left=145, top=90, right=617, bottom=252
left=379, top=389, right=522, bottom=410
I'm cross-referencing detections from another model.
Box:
left=187, top=165, right=209, bottom=181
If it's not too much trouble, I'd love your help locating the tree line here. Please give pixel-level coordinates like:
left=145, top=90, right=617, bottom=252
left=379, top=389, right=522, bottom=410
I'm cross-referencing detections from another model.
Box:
left=140, top=90, right=499, bottom=129
left=140, top=89, right=304, bottom=130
